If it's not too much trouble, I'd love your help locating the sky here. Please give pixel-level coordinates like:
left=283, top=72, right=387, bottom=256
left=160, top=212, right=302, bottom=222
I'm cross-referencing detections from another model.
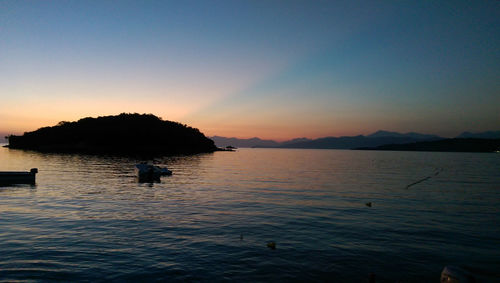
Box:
left=1, top=1, right=499, bottom=141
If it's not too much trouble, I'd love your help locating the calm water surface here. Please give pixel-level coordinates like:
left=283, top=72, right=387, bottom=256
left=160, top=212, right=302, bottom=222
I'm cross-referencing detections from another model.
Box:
left=1, top=146, right=499, bottom=282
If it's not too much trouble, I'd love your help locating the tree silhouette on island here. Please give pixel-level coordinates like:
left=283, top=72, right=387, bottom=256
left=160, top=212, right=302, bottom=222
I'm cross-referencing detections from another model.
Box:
left=6, top=113, right=218, bottom=156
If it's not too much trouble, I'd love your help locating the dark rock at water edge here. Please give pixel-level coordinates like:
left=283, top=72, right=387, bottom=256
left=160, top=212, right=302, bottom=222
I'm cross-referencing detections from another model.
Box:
left=6, top=113, right=218, bottom=156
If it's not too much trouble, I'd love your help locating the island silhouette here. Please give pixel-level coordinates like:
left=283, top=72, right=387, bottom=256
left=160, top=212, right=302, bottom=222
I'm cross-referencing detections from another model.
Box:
left=6, top=113, right=218, bottom=156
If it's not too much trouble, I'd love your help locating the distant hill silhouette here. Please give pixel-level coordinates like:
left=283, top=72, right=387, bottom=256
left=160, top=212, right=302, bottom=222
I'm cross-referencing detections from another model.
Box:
left=356, top=138, right=500, bottom=153
left=276, top=134, right=444, bottom=149
left=225, top=130, right=443, bottom=149
left=7, top=113, right=217, bottom=155
left=457, top=131, right=500, bottom=139
left=367, top=130, right=442, bottom=140
left=210, top=136, right=282, bottom=148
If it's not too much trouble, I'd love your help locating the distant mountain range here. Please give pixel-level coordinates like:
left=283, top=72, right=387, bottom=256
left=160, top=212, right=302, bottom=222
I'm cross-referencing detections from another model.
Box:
left=211, top=130, right=500, bottom=149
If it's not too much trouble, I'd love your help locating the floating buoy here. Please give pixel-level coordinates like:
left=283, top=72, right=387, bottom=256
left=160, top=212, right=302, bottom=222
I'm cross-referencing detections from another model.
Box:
left=267, top=241, right=276, bottom=250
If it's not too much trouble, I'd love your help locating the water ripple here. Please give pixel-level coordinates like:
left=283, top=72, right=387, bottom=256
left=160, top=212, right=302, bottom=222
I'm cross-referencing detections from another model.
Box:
left=0, top=148, right=499, bottom=281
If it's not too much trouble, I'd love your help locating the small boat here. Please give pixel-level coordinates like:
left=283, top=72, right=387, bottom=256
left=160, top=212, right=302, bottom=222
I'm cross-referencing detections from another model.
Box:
left=135, top=163, right=172, bottom=182
left=0, top=168, right=38, bottom=185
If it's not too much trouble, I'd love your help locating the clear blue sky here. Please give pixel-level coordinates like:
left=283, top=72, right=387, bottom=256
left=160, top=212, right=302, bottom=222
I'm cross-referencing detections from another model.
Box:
left=1, top=0, right=499, bottom=140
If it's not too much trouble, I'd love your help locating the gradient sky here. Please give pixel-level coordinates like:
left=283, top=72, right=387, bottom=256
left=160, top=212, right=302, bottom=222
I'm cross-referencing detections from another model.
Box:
left=1, top=1, right=499, bottom=141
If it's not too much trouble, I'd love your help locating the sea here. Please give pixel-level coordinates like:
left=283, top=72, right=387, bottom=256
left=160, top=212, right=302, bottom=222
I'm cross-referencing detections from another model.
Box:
left=0, top=145, right=499, bottom=282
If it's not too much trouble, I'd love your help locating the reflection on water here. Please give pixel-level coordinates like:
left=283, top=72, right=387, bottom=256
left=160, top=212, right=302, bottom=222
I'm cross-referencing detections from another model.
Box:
left=1, top=146, right=499, bottom=281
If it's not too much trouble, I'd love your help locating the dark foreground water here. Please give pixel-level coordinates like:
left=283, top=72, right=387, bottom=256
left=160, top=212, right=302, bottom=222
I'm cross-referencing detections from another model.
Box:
left=0, top=146, right=499, bottom=282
